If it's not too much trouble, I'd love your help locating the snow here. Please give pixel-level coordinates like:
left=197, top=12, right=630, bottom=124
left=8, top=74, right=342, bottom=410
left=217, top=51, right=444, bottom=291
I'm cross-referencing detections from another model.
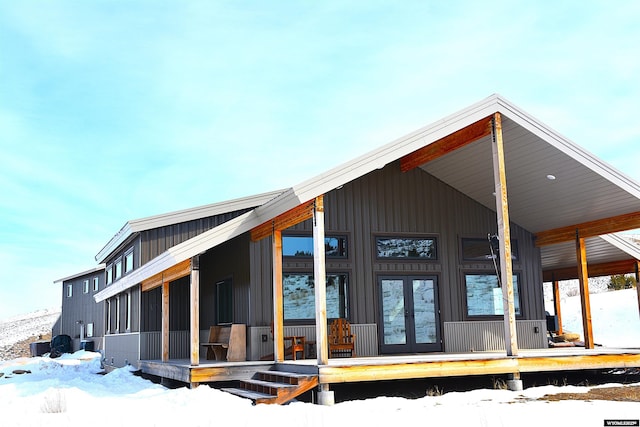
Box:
left=1, top=291, right=639, bottom=426
left=0, top=308, right=60, bottom=347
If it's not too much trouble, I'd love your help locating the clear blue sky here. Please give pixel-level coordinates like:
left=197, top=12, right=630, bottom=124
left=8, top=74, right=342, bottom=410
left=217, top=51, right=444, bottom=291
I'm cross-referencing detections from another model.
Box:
left=1, top=1, right=639, bottom=320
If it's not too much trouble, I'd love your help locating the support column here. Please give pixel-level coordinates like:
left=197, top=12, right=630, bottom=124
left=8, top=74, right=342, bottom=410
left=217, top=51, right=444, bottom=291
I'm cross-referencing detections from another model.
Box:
left=272, top=229, right=285, bottom=362
left=576, top=233, right=594, bottom=349
left=552, top=279, right=563, bottom=334
left=636, top=261, right=640, bottom=318
left=313, top=195, right=333, bottom=405
left=190, top=256, right=200, bottom=366
left=161, top=280, right=169, bottom=362
left=491, top=112, right=518, bottom=357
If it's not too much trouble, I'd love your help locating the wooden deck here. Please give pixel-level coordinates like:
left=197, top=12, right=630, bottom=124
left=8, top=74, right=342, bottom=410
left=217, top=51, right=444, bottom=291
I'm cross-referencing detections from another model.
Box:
left=138, top=347, right=640, bottom=387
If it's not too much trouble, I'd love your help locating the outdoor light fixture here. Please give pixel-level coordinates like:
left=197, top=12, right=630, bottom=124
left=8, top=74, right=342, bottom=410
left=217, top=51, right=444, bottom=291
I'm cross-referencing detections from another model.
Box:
left=546, top=174, right=556, bottom=180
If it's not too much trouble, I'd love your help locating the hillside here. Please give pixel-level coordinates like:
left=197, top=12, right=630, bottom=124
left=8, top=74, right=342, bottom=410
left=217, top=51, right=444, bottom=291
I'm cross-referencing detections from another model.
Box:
left=0, top=308, right=60, bottom=361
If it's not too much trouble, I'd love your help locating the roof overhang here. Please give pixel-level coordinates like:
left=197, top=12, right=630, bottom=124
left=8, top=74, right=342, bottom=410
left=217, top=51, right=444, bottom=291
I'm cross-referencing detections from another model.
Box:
left=54, top=265, right=105, bottom=284
left=95, top=189, right=284, bottom=264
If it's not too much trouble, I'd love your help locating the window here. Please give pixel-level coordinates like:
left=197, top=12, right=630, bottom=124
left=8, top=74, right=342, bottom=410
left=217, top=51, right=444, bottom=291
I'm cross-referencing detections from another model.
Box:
left=93, top=277, right=99, bottom=292
left=83, top=280, right=89, bottom=294
left=66, top=284, right=73, bottom=298
left=283, top=273, right=349, bottom=321
left=124, top=249, right=134, bottom=274
left=106, top=300, right=111, bottom=334
left=106, top=265, right=113, bottom=285
left=125, top=292, right=131, bottom=331
left=86, top=322, right=94, bottom=338
left=282, top=235, right=347, bottom=258
left=115, top=296, right=121, bottom=332
left=114, top=258, right=123, bottom=280
left=462, top=238, right=519, bottom=261
left=465, top=273, right=521, bottom=316
left=376, top=236, right=437, bottom=260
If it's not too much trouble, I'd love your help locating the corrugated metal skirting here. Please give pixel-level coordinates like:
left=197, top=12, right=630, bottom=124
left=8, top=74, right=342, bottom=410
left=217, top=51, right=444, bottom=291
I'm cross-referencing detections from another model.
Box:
left=443, top=320, right=548, bottom=352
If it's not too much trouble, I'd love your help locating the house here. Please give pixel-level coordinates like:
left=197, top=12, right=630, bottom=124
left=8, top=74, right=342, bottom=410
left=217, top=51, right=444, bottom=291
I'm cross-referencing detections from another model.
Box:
left=59, top=94, right=640, bottom=404
left=53, top=266, right=106, bottom=351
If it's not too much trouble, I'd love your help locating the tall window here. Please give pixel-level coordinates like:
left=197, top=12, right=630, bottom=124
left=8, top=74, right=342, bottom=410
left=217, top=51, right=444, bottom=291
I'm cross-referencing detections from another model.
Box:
left=106, top=265, right=113, bottom=285
left=124, top=249, right=134, bottom=274
left=83, top=280, right=89, bottom=294
left=114, top=258, right=123, bottom=280
left=376, top=236, right=437, bottom=260
left=106, top=300, right=111, bottom=334
left=66, top=284, right=73, bottom=298
left=93, top=277, right=99, bottom=292
left=282, top=235, right=347, bottom=258
left=125, top=292, right=131, bottom=331
left=115, top=296, right=121, bottom=332
left=283, top=273, right=349, bottom=321
left=464, top=273, right=521, bottom=316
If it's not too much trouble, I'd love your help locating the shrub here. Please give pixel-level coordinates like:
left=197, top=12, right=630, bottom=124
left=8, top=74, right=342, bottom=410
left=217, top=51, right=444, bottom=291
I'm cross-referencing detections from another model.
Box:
left=608, top=274, right=636, bottom=290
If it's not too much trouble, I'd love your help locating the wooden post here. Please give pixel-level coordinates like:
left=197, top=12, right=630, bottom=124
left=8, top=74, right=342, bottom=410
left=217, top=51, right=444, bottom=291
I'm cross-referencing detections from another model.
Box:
left=576, top=233, right=594, bottom=349
left=272, top=229, right=285, bottom=362
left=161, top=280, right=169, bottom=362
left=635, top=260, right=640, bottom=320
left=552, top=279, right=563, bottom=334
left=313, top=196, right=329, bottom=365
left=491, top=112, right=518, bottom=357
left=190, top=256, right=200, bottom=366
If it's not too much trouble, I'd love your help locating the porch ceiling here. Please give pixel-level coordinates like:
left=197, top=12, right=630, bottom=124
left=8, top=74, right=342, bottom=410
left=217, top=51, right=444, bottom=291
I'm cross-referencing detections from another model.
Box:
left=418, top=115, right=640, bottom=278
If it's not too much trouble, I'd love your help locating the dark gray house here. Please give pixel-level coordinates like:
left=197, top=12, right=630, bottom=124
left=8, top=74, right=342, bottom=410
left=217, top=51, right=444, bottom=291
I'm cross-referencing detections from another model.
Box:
left=58, top=94, right=640, bottom=403
left=53, top=266, right=105, bottom=351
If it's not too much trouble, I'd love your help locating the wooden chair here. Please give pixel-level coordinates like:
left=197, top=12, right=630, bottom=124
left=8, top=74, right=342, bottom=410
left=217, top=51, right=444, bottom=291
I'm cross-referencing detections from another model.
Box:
left=266, top=322, right=305, bottom=360
left=328, top=318, right=356, bottom=358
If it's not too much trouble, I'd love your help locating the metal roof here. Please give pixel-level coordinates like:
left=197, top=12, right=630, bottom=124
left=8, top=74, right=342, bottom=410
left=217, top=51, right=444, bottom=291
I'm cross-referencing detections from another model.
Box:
left=54, top=265, right=105, bottom=284
left=94, top=94, right=640, bottom=302
left=94, top=189, right=285, bottom=263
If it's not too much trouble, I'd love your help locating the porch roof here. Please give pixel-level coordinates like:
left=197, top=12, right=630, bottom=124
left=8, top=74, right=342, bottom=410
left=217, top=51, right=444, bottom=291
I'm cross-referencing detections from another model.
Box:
left=95, top=94, right=640, bottom=302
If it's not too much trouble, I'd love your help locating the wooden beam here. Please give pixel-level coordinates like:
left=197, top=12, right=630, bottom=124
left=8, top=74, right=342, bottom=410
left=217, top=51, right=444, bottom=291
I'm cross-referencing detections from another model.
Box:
left=272, top=230, right=284, bottom=362
left=251, top=199, right=315, bottom=242
left=190, top=256, right=200, bottom=366
left=313, top=196, right=329, bottom=366
left=636, top=261, right=640, bottom=320
left=162, top=281, right=169, bottom=362
left=552, top=280, right=563, bottom=334
left=535, top=211, right=640, bottom=247
left=543, top=259, right=639, bottom=282
left=141, top=258, right=192, bottom=292
left=400, top=116, right=493, bottom=172
left=576, top=234, right=594, bottom=349
left=491, top=112, right=518, bottom=357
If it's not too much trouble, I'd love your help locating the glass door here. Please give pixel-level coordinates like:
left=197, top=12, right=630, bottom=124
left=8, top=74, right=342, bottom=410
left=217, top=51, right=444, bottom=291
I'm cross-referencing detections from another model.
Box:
left=378, top=275, right=441, bottom=354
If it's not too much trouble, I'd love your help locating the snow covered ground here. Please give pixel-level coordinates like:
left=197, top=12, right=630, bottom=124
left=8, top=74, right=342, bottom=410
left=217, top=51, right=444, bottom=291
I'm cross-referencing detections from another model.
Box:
left=0, top=290, right=639, bottom=426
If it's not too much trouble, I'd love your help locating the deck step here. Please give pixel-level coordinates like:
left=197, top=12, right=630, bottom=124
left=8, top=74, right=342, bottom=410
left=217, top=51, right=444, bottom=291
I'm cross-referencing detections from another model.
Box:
left=221, top=387, right=277, bottom=404
left=222, top=368, right=319, bottom=405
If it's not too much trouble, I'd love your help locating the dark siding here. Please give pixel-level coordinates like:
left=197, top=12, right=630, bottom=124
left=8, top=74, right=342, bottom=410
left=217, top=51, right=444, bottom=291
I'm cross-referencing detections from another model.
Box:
left=58, top=269, right=106, bottom=349
left=199, top=234, right=251, bottom=327
left=250, top=160, right=544, bottom=325
left=139, top=209, right=253, bottom=264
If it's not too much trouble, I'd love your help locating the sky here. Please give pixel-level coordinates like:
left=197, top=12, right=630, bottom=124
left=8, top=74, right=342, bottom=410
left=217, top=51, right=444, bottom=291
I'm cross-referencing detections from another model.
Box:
left=1, top=289, right=639, bottom=425
left=1, top=1, right=639, bottom=320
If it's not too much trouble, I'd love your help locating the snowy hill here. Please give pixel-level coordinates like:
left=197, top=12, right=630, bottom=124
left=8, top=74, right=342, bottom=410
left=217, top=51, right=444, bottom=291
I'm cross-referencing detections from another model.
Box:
left=0, top=308, right=60, bottom=361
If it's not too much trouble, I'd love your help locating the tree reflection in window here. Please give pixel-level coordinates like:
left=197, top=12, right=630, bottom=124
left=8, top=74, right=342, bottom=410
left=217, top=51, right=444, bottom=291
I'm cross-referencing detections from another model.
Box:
left=376, top=237, right=437, bottom=259
left=282, top=236, right=347, bottom=258
left=283, top=273, right=349, bottom=320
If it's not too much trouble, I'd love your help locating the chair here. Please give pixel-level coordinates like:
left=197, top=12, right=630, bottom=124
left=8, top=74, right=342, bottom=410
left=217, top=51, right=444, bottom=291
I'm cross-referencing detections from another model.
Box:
left=269, top=322, right=306, bottom=360
left=328, top=318, right=356, bottom=358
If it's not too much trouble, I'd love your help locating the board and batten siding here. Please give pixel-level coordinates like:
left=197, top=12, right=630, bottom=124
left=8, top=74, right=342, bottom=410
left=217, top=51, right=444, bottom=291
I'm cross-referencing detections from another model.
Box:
left=249, top=160, right=545, bottom=327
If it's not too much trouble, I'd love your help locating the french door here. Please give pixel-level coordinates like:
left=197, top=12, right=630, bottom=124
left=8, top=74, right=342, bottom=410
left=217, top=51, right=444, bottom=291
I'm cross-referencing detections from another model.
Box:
left=378, top=275, right=441, bottom=353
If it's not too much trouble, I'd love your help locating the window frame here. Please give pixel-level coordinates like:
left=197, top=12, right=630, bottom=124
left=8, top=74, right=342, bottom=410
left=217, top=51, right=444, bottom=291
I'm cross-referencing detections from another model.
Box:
left=462, top=271, right=523, bottom=319
left=374, top=234, right=438, bottom=261
left=92, top=277, right=99, bottom=292
left=114, top=257, right=123, bottom=280
left=106, top=264, right=113, bottom=285
left=66, top=284, right=73, bottom=298
left=282, top=271, right=350, bottom=322
left=83, top=279, right=89, bottom=294
left=460, top=237, right=519, bottom=262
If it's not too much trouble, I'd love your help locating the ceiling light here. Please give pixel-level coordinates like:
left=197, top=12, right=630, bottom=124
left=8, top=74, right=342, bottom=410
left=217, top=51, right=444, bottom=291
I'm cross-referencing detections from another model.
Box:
left=546, top=174, right=556, bottom=180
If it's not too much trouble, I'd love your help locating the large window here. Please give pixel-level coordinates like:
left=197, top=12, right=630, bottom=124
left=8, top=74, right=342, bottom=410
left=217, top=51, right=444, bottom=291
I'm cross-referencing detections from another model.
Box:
left=283, top=273, right=349, bottom=321
left=282, top=235, right=347, bottom=258
left=376, top=236, right=437, bottom=260
left=465, top=273, right=521, bottom=316
left=461, top=238, right=519, bottom=261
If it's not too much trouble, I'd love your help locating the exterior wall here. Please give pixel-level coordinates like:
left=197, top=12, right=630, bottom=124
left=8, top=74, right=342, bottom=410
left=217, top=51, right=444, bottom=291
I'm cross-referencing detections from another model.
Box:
left=57, top=268, right=106, bottom=352
left=249, top=161, right=545, bottom=349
